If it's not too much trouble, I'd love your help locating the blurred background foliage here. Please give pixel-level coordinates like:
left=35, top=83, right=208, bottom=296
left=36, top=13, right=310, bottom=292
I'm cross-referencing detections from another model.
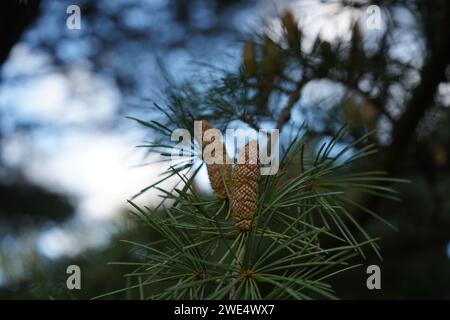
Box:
left=0, top=0, right=450, bottom=299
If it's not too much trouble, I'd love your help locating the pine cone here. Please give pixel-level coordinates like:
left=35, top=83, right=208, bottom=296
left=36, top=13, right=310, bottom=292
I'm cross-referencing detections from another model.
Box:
left=282, top=9, right=300, bottom=51
left=232, top=140, right=260, bottom=231
left=196, top=120, right=232, bottom=200
left=243, top=41, right=257, bottom=76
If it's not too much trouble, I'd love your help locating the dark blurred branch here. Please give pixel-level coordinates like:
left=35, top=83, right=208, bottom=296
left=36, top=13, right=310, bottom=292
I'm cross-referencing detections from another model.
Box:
left=276, top=80, right=304, bottom=130
left=0, top=182, right=74, bottom=228
left=0, top=0, right=42, bottom=69
left=386, top=1, right=450, bottom=172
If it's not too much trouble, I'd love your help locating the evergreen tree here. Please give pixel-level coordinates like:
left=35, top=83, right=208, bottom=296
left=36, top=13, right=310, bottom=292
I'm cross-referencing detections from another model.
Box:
left=97, top=8, right=408, bottom=300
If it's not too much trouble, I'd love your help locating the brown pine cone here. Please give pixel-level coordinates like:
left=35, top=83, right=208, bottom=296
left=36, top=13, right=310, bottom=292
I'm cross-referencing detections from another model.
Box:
left=196, top=120, right=232, bottom=200
left=243, top=41, right=257, bottom=76
left=282, top=9, right=300, bottom=51
left=232, top=140, right=260, bottom=231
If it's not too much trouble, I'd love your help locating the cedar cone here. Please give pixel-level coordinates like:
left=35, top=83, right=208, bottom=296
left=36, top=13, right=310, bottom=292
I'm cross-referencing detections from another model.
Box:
left=232, top=140, right=260, bottom=231
left=196, top=120, right=232, bottom=200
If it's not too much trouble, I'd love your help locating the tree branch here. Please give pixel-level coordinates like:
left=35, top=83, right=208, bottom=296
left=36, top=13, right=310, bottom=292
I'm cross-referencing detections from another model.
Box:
left=0, top=0, right=42, bottom=69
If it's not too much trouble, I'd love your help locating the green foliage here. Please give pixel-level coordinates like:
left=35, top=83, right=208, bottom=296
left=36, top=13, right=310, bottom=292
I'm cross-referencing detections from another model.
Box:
left=95, top=124, right=403, bottom=299
left=97, top=9, right=409, bottom=300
